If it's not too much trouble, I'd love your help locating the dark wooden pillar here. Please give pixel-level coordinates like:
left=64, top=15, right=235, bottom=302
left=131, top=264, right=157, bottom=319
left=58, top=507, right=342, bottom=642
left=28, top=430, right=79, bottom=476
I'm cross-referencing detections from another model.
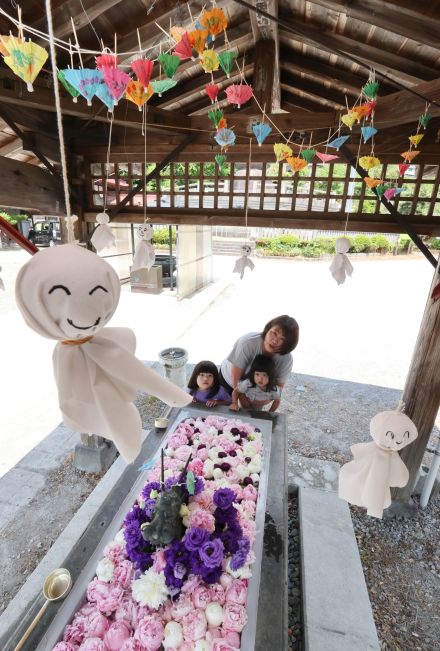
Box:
left=252, top=39, right=275, bottom=111
left=393, top=254, right=440, bottom=502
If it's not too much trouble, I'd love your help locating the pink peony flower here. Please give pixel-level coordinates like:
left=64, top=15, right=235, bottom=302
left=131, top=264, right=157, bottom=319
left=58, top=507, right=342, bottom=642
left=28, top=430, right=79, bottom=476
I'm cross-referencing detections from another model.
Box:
left=113, top=560, right=134, bottom=589
left=173, top=445, right=194, bottom=461
left=114, top=598, right=138, bottom=630
left=103, top=621, right=131, bottom=650
left=104, top=541, right=127, bottom=563
left=192, top=585, right=212, bottom=609
left=239, top=520, right=256, bottom=545
left=210, top=583, right=226, bottom=605
left=242, top=484, right=258, bottom=502
left=52, top=643, right=77, bottom=651
left=188, top=458, right=204, bottom=476
left=241, top=500, right=256, bottom=517
left=180, top=574, right=201, bottom=595
left=152, top=548, right=167, bottom=572
left=94, top=582, right=124, bottom=614
left=219, top=573, right=234, bottom=590
left=225, top=579, right=248, bottom=605
left=171, top=594, right=194, bottom=621
left=223, top=630, right=241, bottom=647
left=86, top=610, right=110, bottom=638
left=211, top=639, right=239, bottom=651
left=63, top=618, right=86, bottom=645
left=78, top=639, right=106, bottom=651
left=223, top=603, right=248, bottom=632
left=181, top=608, right=207, bottom=641
left=196, top=448, right=209, bottom=462
left=168, top=433, right=189, bottom=448
left=134, top=615, right=164, bottom=650
left=120, top=639, right=145, bottom=651
left=189, top=509, right=215, bottom=533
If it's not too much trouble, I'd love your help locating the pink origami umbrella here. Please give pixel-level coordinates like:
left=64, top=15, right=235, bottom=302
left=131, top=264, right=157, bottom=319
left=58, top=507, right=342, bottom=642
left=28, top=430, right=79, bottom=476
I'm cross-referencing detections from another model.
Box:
left=102, top=67, right=131, bottom=105
left=173, top=32, right=193, bottom=60
left=316, top=152, right=339, bottom=163
left=131, top=58, right=154, bottom=89
left=225, top=83, right=253, bottom=108
left=95, top=53, right=117, bottom=70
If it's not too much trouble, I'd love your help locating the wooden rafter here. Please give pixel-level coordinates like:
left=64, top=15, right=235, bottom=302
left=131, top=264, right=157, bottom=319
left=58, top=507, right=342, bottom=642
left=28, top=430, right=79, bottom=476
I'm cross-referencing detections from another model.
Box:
left=33, top=0, right=124, bottom=40
left=247, top=0, right=281, bottom=111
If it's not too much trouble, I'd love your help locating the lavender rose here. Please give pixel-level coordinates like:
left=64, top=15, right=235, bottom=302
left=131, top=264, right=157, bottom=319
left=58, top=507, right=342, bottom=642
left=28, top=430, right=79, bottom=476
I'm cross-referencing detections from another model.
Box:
left=200, top=539, right=225, bottom=569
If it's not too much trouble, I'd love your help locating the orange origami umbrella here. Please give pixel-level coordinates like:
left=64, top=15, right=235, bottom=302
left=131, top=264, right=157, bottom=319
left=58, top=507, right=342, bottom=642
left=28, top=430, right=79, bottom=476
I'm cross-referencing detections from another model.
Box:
left=188, top=29, right=208, bottom=55
left=200, top=7, right=228, bottom=40
left=125, top=81, right=154, bottom=110
left=287, top=156, right=308, bottom=173
left=273, top=143, right=292, bottom=162
left=0, top=35, right=21, bottom=56
left=401, top=150, right=420, bottom=162
left=364, top=177, right=384, bottom=189
left=3, top=37, right=48, bottom=92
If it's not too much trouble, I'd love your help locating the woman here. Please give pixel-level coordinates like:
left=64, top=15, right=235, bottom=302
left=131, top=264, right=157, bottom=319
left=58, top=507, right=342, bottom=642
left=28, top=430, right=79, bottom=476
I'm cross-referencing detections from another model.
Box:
left=219, top=315, right=299, bottom=412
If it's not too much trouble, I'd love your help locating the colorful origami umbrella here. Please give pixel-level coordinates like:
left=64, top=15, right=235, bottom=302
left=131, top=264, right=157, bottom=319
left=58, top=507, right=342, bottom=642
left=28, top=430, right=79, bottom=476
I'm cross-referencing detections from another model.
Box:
left=341, top=113, right=357, bottom=130
left=200, top=49, right=219, bottom=73
left=95, top=82, right=115, bottom=111
left=316, top=152, right=339, bottom=163
left=361, top=126, right=378, bottom=143
left=0, top=35, right=21, bottom=56
left=273, top=143, right=292, bottom=162
left=217, top=117, right=227, bottom=130
left=95, top=53, right=117, bottom=70
left=188, top=29, right=208, bottom=55
left=362, top=81, right=379, bottom=99
left=158, top=53, right=180, bottom=78
left=125, top=81, right=154, bottom=110
left=384, top=187, right=403, bottom=200
left=300, top=148, right=316, bottom=164
left=401, top=150, right=420, bottom=162
left=409, top=134, right=424, bottom=146
left=151, top=79, right=177, bottom=97
left=287, top=156, right=308, bottom=173
left=4, top=38, right=48, bottom=92
left=131, top=59, right=153, bottom=88
left=208, top=108, right=224, bottom=127
left=173, top=32, right=193, bottom=60
left=364, top=177, right=384, bottom=189
left=252, top=122, right=272, bottom=146
left=214, top=128, right=236, bottom=148
left=206, top=83, right=219, bottom=103
left=215, top=154, right=227, bottom=168
left=102, top=67, right=131, bottom=104
left=375, top=184, right=388, bottom=197
left=58, top=69, right=80, bottom=103
left=170, top=26, right=185, bottom=43
left=328, top=135, right=350, bottom=150
left=218, top=50, right=238, bottom=78
left=225, top=83, right=253, bottom=108
left=63, top=68, right=103, bottom=105
left=352, top=103, right=372, bottom=121
left=419, top=113, right=432, bottom=129
left=200, top=7, right=228, bottom=40
left=359, top=155, right=381, bottom=170
left=398, top=163, right=410, bottom=176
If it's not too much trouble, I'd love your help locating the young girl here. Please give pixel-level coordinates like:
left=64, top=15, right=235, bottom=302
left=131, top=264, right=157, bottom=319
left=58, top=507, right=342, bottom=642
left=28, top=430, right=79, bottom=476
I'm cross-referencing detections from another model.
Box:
left=187, top=361, right=232, bottom=407
left=229, top=354, right=281, bottom=412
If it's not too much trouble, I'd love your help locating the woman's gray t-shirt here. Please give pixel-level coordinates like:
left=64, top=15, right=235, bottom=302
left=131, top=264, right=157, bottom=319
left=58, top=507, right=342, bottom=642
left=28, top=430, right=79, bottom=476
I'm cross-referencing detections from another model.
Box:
left=220, top=332, right=293, bottom=387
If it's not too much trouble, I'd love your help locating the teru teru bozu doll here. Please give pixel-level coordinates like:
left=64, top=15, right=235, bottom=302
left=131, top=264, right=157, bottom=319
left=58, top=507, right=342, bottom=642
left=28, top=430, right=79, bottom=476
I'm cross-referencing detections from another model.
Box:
left=339, top=409, right=418, bottom=518
left=14, top=244, right=191, bottom=463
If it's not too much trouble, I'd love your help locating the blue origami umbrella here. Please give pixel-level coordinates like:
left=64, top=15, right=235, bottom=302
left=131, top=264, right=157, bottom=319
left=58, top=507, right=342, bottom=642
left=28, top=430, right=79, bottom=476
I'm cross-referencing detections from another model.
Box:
left=252, top=122, right=272, bottom=146
left=215, top=128, right=236, bottom=148
left=95, top=82, right=115, bottom=111
left=63, top=68, right=103, bottom=106
left=328, top=135, right=350, bottom=150
left=361, top=126, right=378, bottom=143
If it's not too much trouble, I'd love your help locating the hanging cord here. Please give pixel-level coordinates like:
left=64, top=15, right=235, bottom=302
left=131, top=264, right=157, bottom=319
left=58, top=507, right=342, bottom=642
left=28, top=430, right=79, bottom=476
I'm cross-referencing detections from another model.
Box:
left=143, top=103, right=148, bottom=223
left=45, top=0, right=74, bottom=242
left=244, top=137, right=252, bottom=239
left=344, top=134, right=363, bottom=233
left=103, top=114, right=114, bottom=212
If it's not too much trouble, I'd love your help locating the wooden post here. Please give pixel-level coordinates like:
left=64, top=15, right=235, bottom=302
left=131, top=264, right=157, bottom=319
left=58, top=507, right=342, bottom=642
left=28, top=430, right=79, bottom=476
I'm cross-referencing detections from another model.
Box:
left=392, top=254, right=440, bottom=502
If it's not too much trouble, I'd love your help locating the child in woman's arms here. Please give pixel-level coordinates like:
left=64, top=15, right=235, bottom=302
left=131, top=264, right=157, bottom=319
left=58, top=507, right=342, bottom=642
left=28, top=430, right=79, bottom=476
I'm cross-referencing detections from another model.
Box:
left=187, top=360, right=232, bottom=407
left=229, top=354, right=281, bottom=412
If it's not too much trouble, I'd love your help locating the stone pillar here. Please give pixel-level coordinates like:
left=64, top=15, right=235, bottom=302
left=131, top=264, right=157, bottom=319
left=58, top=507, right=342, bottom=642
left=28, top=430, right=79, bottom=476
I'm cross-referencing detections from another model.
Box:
left=74, top=433, right=118, bottom=472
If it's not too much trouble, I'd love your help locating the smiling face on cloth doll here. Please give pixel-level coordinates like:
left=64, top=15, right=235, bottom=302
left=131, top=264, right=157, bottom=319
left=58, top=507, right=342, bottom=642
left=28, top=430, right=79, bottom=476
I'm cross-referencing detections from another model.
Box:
left=15, top=244, right=120, bottom=341
left=138, top=223, right=153, bottom=241
left=241, top=244, right=252, bottom=257
left=370, top=410, right=418, bottom=451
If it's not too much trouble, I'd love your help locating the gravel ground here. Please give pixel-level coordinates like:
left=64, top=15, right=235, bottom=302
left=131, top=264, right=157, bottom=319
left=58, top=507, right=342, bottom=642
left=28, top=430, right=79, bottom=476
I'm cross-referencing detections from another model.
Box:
left=288, top=496, right=302, bottom=651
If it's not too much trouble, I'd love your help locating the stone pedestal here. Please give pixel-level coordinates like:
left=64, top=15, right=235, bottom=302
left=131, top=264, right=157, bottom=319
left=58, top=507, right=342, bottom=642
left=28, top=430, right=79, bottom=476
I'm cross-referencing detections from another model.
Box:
left=74, top=434, right=117, bottom=473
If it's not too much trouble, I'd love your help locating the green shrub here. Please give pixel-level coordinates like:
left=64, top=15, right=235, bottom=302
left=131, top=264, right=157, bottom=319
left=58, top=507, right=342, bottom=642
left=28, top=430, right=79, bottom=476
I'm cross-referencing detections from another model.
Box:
left=314, top=237, right=336, bottom=253
left=370, top=234, right=391, bottom=253
left=352, top=235, right=370, bottom=253
left=255, top=238, right=271, bottom=248
left=0, top=211, right=29, bottom=225
left=429, top=238, right=440, bottom=250
left=152, top=226, right=176, bottom=246
left=398, top=234, right=412, bottom=252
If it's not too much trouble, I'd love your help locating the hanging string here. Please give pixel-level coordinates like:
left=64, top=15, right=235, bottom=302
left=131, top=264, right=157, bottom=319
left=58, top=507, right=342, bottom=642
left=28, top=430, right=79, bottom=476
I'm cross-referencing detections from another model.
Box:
left=143, top=103, right=148, bottom=223
left=344, top=133, right=363, bottom=233
left=45, top=0, right=74, bottom=242
left=244, top=137, right=252, bottom=239
left=103, top=114, right=114, bottom=212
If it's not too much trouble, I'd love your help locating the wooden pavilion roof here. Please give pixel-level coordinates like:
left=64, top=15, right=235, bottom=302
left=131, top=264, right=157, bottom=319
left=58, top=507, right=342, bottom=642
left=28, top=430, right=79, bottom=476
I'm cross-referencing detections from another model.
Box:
left=0, top=0, right=439, bottom=235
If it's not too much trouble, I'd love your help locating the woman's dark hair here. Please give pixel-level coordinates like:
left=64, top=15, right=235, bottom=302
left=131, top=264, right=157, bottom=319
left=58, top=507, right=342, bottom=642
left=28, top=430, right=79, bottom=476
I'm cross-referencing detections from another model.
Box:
left=187, top=360, right=220, bottom=399
left=245, top=354, right=277, bottom=391
left=261, top=314, right=299, bottom=355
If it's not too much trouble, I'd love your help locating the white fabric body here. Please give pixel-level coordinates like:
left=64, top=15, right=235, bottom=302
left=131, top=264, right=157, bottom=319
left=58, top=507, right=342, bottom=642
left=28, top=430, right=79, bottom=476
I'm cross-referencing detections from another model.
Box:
left=0, top=266, right=4, bottom=291
left=329, top=253, right=354, bottom=285
left=15, top=244, right=191, bottom=462
left=132, top=240, right=156, bottom=272
left=90, top=224, right=115, bottom=252
left=233, top=255, right=255, bottom=280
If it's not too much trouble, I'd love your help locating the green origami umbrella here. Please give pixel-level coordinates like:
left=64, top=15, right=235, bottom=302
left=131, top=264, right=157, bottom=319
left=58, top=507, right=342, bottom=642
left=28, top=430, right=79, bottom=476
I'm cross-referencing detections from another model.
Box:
left=208, top=109, right=224, bottom=127
left=362, top=81, right=379, bottom=99
left=157, top=53, right=181, bottom=79
left=58, top=69, right=80, bottom=102
left=218, top=50, right=238, bottom=77
left=419, top=113, right=432, bottom=129
left=151, top=79, right=177, bottom=96
left=300, top=148, right=317, bottom=164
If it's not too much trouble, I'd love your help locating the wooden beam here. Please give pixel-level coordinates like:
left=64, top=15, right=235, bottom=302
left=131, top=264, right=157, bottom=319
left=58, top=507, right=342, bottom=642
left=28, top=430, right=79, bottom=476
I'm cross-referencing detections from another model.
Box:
left=303, top=0, right=440, bottom=50
left=0, top=156, right=64, bottom=214
left=252, top=40, right=275, bottom=112
left=281, top=73, right=347, bottom=109
left=248, top=0, right=281, bottom=111
left=33, top=0, right=123, bottom=39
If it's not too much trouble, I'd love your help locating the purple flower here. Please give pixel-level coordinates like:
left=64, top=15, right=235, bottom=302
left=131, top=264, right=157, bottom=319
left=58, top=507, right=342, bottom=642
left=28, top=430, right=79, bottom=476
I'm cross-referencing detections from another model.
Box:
left=193, top=476, right=204, bottom=496
left=243, top=477, right=254, bottom=486
left=217, top=529, right=240, bottom=554
left=123, top=505, right=147, bottom=527
left=214, top=506, right=237, bottom=526
left=173, top=562, right=187, bottom=580
left=200, top=539, right=224, bottom=568
left=214, top=488, right=236, bottom=511
left=201, top=565, right=222, bottom=584
left=189, top=549, right=204, bottom=575
left=143, top=498, right=156, bottom=519
left=218, top=451, right=227, bottom=459
left=230, top=537, right=250, bottom=571
left=183, top=527, right=210, bottom=552
left=129, top=549, right=153, bottom=572
left=229, top=450, right=237, bottom=457
left=140, top=481, right=161, bottom=501
left=124, top=522, right=142, bottom=547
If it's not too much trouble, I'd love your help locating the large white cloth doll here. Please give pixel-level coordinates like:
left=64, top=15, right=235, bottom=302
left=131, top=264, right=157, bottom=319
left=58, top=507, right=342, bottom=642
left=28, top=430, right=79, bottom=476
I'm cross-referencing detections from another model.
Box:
left=15, top=244, right=191, bottom=462
left=233, top=244, right=255, bottom=280
left=329, top=236, right=353, bottom=285
left=339, top=409, right=418, bottom=518
left=132, top=223, right=155, bottom=272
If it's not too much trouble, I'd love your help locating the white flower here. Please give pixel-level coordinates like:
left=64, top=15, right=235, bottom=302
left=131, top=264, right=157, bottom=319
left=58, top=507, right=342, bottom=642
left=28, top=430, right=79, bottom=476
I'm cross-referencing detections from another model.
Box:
left=208, top=426, right=218, bottom=436
left=213, top=468, right=224, bottom=480
left=114, top=529, right=125, bottom=546
left=165, top=447, right=174, bottom=457
left=203, top=459, right=214, bottom=478
left=164, top=468, right=174, bottom=479
left=243, top=442, right=258, bottom=458
left=205, top=602, right=224, bottom=627
left=96, top=557, right=115, bottom=582
left=250, top=473, right=260, bottom=483
left=248, top=455, right=261, bottom=474
left=214, top=477, right=230, bottom=489
left=132, top=568, right=168, bottom=609
left=236, top=464, right=249, bottom=480
left=163, top=621, right=183, bottom=648
left=194, top=641, right=211, bottom=651
left=208, top=447, right=220, bottom=461
left=226, top=558, right=253, bottom=579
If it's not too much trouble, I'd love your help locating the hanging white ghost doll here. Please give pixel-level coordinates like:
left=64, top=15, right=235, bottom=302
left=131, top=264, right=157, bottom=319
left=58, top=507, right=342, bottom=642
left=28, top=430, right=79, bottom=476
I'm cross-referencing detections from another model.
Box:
left=90, top=212, right=116, bottom=252
left=329, top=236, right=353, bottom=285
left=339, top=409, right=418, bottom=518
left=0, top=265, right=4, bottom=291
left=132, top=223, right=155, bottom=272
left=15, top=244, right=191, bottom=463
left=233, top=244, right=255, bottom=280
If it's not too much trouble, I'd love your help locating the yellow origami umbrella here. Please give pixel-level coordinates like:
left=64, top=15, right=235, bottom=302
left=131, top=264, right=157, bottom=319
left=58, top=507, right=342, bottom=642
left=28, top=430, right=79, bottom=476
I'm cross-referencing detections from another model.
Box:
left=408, top=134, right=424, bottom=146
left=125, top=81, right=154, bottom=110
left=188, top=29, right=208, bottom=55
left=287, top=156, right=308, bottom=173
left=364, top=177, right=384, bottom=189
left=341, top=113, right=357, bottom=129
left=170, top=26, right=185, bottom=43
left=273, top=143, right=292, bottom=162
left=200, top=7, right=228, bottom=40
left=200, top=49, right=219, bottom=73
left=4, top=37, right=48, bottom=91
left=0, top=35, right=22, bottom=56
left=359, top=155, right=381, bottom=170
left=401, top=150, right=420, bottom=162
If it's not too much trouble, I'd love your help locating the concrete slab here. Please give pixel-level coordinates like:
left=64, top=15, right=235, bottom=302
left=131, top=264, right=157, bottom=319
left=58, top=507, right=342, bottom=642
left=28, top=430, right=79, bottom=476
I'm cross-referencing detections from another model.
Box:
left=299, top=487, right=379, bottom=651
left=0, top=467, right=45, bottom=507
left=289, top=453, right=340, bottom=492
